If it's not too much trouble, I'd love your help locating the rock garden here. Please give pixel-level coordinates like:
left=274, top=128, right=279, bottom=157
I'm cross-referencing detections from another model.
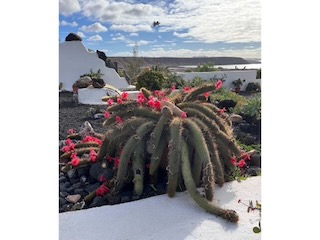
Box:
left=59, top=79, right=261, bottom=223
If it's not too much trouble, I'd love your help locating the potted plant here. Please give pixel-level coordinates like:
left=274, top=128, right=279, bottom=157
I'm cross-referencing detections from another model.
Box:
left=232, top=78, right=245, bottom=93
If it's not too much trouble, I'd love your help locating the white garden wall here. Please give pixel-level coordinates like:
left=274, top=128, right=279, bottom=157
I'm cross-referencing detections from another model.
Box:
left=59, top=41, right=130, bottom=91
left=176, top=70, right=261, bottom=91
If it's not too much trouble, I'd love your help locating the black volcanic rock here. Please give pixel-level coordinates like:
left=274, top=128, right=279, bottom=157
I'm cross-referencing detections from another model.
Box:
left=65, top=33, right=82, bottom=41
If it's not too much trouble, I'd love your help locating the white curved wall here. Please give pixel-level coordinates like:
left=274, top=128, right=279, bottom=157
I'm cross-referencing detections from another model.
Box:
left=59, top=41, right=130, bottom=91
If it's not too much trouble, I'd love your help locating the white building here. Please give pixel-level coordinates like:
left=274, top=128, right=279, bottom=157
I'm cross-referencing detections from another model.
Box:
left=59, top=38, right=130, bottom=92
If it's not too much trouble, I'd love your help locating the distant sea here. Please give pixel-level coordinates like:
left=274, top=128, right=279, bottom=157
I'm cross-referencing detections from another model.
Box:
left=179, top=63, right=261, bottom=70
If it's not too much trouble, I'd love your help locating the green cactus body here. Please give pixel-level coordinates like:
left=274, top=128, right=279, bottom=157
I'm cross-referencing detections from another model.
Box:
left=167, top=117, right=183, bottom=197
left=181, top=140, right=239, bottom=223
left=160, top=100, right=185, bottom=117
left=66, top=133, right=82, bottom=140
left=202, top=102, right=232, bottom=127
left=116, top=121, right=155, bottom=191
left=97, top=130, right=113, bottom=161
left=182, top=130, right=202, bottom=186
left=60, top=147, right=100, bottom=159
left=103, top=108, right=160, bottom=127
left=190, top=117, right=225, bottom=187
left=101, top=95, right=118, bottom=102
left=215, top=138, right=236, bottom=170
left=182, top=118, right=215, bottom=200
left=168, top=92, right=184, bottom=104
left=183, top=84, right=216, bottom=102
left=140, top=87, right=153, bottom=99
left=132, top=141, right=145, bottom=196
left=147, top=106, right=172, bottom=154
left=107, top=101, right=139, bottom=113
left=149, top=133, right=167, bottom=175
left=182, top=107, right=241, bottom=157
left=178, top=102, right=231, bottom=136
left=74, top=142, right=100, bottom=149
left=105, top=118, right=151, bottom=157
left=61, top=158, right=91, bottom=173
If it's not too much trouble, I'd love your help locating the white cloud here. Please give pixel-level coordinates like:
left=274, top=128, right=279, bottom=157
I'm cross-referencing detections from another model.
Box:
left=76, top=31, right=86, bottom=38
left=60, top=20, right=78, bottom=27
left=61, top=0, right=260, bottom=44
left=163, top=0, right=261, bottom=43
left=81, top=0, right=165, bottom=25
left=130, top=32, right=139, bottom=37
left=127, top=40, right=152, bottom=47
left=110, top=24, right=152, bottom=33
left=87, top=34, right=103, bottom=41
left=59, top=0, right=81, bottom=16
left=80, top=22, right=108, bottom=32
left=112, top=33, right=126, bottom=41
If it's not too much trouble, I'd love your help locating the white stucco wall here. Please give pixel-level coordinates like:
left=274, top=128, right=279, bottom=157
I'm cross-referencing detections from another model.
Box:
left=176, top=70, right=260, bottom=91
left=59, top=41, right=130, bottom=91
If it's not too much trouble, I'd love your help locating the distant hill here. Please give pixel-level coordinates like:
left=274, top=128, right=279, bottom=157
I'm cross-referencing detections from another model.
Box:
left=109, top=56, right=250, bottom=70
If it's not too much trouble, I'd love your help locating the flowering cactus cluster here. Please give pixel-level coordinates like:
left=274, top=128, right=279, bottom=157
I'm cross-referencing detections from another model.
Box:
left=59, top=81, right=251, bottom=223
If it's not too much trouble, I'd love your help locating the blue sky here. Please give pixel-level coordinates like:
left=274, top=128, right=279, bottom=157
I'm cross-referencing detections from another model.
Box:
left=59, top=0, right=261, bottom=59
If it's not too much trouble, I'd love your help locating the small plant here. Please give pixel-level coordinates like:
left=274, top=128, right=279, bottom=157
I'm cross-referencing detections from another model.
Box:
left=187, top=76, right=207, bottom=87
left=80, top=69, right=104, bottom=79
left=238, top=199, right=261, bottom=233
left=246, top=82, right=261, bottom=93
left=232, top=78, right=245, bottom=88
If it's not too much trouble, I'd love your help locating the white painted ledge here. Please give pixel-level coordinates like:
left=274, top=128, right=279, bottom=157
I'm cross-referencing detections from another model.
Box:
left=78, top=88, right=141, bottom=105
left=60, top=176, right=261, bottom=240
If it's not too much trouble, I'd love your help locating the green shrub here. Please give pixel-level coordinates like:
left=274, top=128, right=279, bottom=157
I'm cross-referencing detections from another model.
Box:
left=241, top=95, right=261, bottom=121
left=136, top=70, right=165, bottom=91
left=162, top=73, right=187, bottom=89
left=210, top=88, right=249, bottom=113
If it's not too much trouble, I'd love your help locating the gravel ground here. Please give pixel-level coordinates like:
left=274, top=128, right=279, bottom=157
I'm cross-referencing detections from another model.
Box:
left=59, top=91, right=107, bottom=140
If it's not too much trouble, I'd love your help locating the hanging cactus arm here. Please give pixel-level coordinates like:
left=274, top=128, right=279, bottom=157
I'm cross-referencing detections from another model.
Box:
left=147, top=106, right=173, bottom=154
left=132, top=142, right=146, bottom=196
left=190, top=117, right=225, bottom=187
left=181, top=140, right=239, bottom=223
left=167, top=117, right=183, bottom=197
left=183, top=118, right=215, bottom=200
left=97, top=130, right=113, bottom=161
left=116, top=121, right=155, bottom=191
left=149, top=133, right=167, bottom=175
left=182, top=129, right=202, bottom=186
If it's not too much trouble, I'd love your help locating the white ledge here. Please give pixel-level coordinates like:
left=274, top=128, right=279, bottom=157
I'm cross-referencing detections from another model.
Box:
left=60, top=176, right=261, bottom=240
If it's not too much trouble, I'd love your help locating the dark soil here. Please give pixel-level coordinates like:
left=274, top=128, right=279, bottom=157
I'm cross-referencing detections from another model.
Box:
left=59, top=91, right=107, bottom=140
